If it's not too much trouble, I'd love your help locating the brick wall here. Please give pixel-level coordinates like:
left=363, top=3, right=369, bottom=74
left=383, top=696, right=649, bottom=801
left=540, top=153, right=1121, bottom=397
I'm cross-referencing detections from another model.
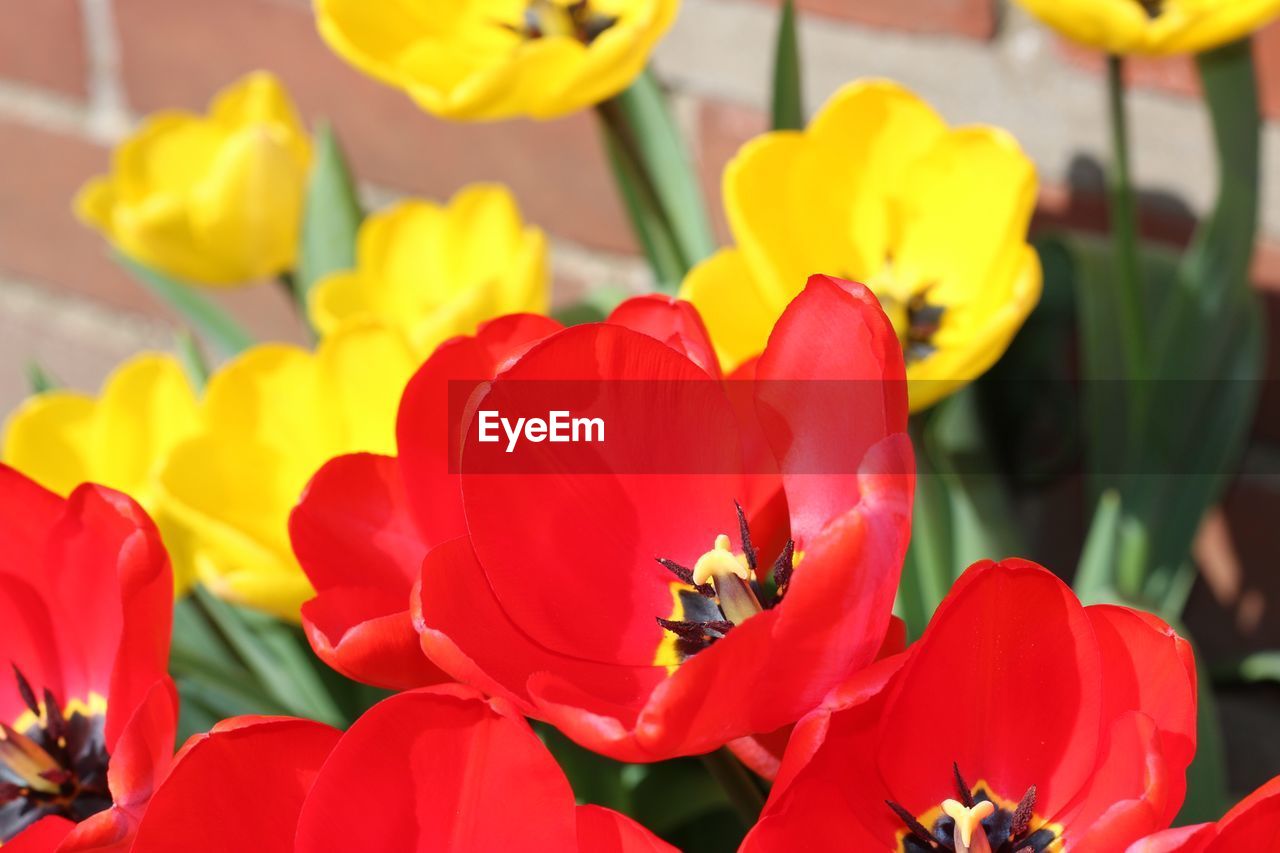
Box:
left=3, top=0, right=1280, bottom=687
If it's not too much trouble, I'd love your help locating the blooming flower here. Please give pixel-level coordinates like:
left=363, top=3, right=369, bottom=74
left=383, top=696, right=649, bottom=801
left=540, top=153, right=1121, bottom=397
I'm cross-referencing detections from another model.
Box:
left=129, top=685, right=675, bottom=852
left=313, top=0, right=679, bottom=120
left=681, top=80, right=1040, bottom=411
left=308, top=185, right=549, bottom=355
left=1012, top=0, right=1280, bottom=56
left=290, top=313, right=561, bottom=689
left=1127, top=774, right=1280, bottom=851
left=3, top=354, right=201, bottom=591
left=295, top=274, right=914, bottom=760
left=742, top=560, right=1198, bottom=853
left=0, top=466, right=177, bottom=850
left=75, top=72, right=311, bottom=286
left=155, top=324, right=419, bottom=620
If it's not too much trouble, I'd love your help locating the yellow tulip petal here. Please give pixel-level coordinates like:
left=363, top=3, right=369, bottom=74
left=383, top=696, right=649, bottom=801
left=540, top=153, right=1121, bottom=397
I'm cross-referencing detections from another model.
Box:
left=209, top=70, right=311, bottom=166
left=1013, top=0, right=1154, bottom=53
left=2, top=392, right=96, bottom=497
left=158, top=435, right=314, bottom=621
left=113, top=113, right=227, bottom=201
left=444, top=183, right=525, bottom=286
left=89, top=354, right=200, bottom=493
left=892, top=127, right=1037, bottom=313
left=202, top=344, right=335, bottom=455
left=907, top=246, right=1042, bottom=410
left=1153, top=0, right=1280, bottom=54
left=679, top=248, right=776, bottom=372
left=308, top=270, right=367, bottom=338
left=73, top=177, right=115, bottom=231
left=187, top=126, right=307, bottom=283
left=316, top=324, right=419, bottom=453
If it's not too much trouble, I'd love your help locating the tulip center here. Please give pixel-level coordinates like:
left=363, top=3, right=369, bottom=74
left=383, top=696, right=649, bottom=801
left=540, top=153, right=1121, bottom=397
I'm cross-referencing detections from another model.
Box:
left=888, top=764, right=1062, bottom=853
left=1137, top=0, right=1163, bottom=18
left=877, top=289, right=944, bottom=364
left=515, top=0, right=619, bottom=44
left=653, top=502, right=794, bottom=668
left=0, top=667, right=111, bottom=842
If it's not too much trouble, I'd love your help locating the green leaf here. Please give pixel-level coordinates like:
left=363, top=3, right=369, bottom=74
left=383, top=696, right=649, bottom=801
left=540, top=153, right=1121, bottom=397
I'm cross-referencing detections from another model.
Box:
left=600, top=121, right=686, bottom=289
left=770, top=0, right=804, bottom=131
left=551, top=284, right=633, bottom=326
left=189, top=587, right=345, bottom=726
left=1178, top=636, right=1231, bottom=823
left=25, top=361, right=56, bottom=394
left=174, top=328, right=210, bottom=391
left=604, top=70, right=717, bottom=277
left=296, top=123, right=364, bottom=309
left=118, top=254, right=254, bottom=357
left=537, top=724, right=634, bottom=813
left=1074, top=490, right=1122, bottom=604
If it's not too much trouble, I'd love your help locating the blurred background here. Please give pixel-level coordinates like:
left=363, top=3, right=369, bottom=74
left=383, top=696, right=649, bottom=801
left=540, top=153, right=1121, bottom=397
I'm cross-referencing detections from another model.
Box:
left=3, top=0, right=1280, bottom=791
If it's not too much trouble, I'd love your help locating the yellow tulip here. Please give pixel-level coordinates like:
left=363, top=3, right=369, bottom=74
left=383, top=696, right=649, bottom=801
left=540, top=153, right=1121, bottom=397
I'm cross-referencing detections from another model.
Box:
left=309, top=184, right=549, bottom=354
left=314, top=0, right=679, bottom=121
left=75, top=71, right=311, bottom=286
left=681, top=80, right=1041, bottom=411
left=2, top=353, right=202, bottom=589
left=153, top=324, right=418, bottom=620
left=1013, top=0, right=1280, bottom=55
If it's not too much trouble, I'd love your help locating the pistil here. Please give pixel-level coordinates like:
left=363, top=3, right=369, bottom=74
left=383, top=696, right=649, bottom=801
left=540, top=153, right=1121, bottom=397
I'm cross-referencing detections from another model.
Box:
left=692, top=534, right=763, bottom=624
left=942, top=799, right=995, bottom=853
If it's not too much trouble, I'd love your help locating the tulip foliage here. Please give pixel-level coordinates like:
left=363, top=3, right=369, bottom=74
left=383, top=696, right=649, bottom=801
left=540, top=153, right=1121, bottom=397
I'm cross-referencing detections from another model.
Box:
left=3, top=0, right=1280, bottom=850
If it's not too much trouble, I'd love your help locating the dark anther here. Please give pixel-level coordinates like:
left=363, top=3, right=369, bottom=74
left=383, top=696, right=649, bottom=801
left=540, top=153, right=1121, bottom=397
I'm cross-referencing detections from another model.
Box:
left=656, top=617, right=732, bottom=639
left=1138, top=0, right=1162, bottom=19
left=42, top=688, right=66, bottom=746
left=1010, top=785, right=1036, bottom=838
left=12, top=664, right=40, bottom=718
left=656, top=558, right=715, bottom=597
left=771, top=539, right=795, bottom=596
left=0, top=782, right=22, bottom=805
left=734, top=501, right=758, bottom=572
left=953, top=762, right=975, bottom=807
left=887, top=800, right=939, bottom=848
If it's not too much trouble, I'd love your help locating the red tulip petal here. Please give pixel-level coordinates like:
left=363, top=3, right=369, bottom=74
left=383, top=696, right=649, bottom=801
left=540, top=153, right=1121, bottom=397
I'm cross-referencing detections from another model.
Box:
left=574, top=804, right=677, bottom=852
left=0, top=465, right=64, bottom=587
left=301, top=585, right=445, bottom=690
left=460, top=323, right=747, bottom=666
left=290, top=453, right=426, bottom=594
left=1126, top=825, right=1217, bottom=853
left=131, top=717, right=340, bottom=853
left=875, top=560, right=1102, bottom=817
left=741, top=667, right=903, bottom=851
left=1089, top=604, right=1197, bottom=775
left=754, top=274, right=908, bottom=547
left=104, top=677, right=179, bottom=809
left=1209, top=774, right=1280, bottom=850
left=290, top=453, right=444, bottom=688
left=0, top=574, right=65, bottom=725
left=413, top=538, right=660, bottom=724
left=44, top=485, right=172, bottom=752
left=294, top=686, right=580, bottom=852
left=1062, top=712, right=1175, bottom=853
left=396, top=314, right=561, bottom=546
left=3, top=816, right=73, bottom=852
left=57, top=803, right=133, bottom=853
left=632, top=435, right=911, bottom=758
left=606, top=295, right=721, bottom=379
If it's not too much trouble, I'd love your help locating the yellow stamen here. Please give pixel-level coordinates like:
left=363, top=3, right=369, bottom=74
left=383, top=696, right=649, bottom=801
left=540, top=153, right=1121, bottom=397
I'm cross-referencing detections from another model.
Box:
left=0, top=724, right=60, bottom=794
left=942, top=799, right=994, bottom=853
left=691, top=534, right=751, bottom=586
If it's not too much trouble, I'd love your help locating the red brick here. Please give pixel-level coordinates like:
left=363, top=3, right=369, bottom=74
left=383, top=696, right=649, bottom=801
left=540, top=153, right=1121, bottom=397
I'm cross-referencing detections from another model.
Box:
left=752, top=0, right=996, bottom=40
left=0, top=0, right=87, bottom=97
left=1056, top=21, right=1280, bottom=121
left=113, top=0, right=637, bottom=255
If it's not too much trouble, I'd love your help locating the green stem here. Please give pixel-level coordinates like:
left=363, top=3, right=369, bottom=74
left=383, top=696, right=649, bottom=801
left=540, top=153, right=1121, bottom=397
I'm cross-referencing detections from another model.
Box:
left=700, top=748, right=766, bottom=826
left=1105, top=55, right=1149, bottom=384
left=596, top=99, right=687, bottom=289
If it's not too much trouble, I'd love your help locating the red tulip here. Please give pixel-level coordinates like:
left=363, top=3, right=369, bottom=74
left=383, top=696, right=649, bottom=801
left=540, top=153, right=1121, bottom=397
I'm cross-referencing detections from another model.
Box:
left=130, top=685, right=674, bottom=852
left=742, top=560, right=1198, bottom=853
left=411, top=276, right=912, bottom=761
left=1127, top=775, right=1280, bottom=852
left=0, top=466, right=177, bottom=852
left=293, top=278, right=912, bottom=762
left=289, top=313, right=563, bottom=689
